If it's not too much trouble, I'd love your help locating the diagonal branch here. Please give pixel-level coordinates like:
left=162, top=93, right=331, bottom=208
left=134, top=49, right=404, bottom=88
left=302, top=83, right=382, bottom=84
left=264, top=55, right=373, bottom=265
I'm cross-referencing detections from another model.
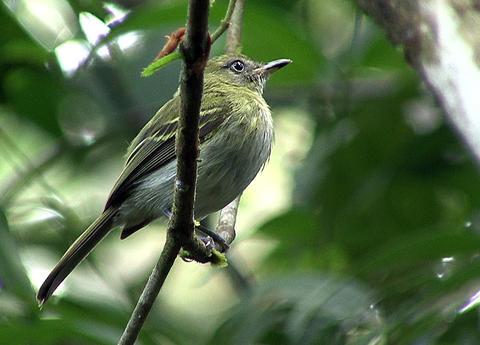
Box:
left=117, top=1, right=211, bottom=344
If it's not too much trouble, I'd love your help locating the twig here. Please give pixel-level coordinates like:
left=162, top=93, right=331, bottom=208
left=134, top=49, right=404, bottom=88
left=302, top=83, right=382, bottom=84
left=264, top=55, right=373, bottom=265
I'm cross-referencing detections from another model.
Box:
left=169, top=0, right=213, bottom=263
left=211, top=0, right=238, bottom=43
left=117, top=1, right=211, bottom=344
left=225, top=0, right=245, bottom=54
left=117, top=236, right=181, bottom=345
left=215, top=196, right=240, bottom=249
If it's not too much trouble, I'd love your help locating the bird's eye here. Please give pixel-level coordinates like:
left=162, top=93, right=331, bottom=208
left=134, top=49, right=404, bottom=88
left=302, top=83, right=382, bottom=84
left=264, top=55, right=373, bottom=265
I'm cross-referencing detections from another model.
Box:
left=229, top=60, right=245, bottom=73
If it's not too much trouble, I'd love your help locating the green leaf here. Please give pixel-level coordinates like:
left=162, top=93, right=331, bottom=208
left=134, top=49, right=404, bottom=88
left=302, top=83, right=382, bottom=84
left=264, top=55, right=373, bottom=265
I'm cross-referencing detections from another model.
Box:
left=141, top=51, right=181, bottom=77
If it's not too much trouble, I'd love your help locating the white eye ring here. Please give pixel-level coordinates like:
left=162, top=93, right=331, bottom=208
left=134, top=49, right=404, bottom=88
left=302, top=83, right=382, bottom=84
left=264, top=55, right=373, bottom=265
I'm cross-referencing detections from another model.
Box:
left=230, top=60, right=245, bottom=73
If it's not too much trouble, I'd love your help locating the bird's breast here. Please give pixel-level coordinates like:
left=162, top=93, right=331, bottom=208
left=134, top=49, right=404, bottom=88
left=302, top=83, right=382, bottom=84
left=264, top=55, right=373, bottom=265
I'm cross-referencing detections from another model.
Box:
left=194, top=101, right=273, bottom=217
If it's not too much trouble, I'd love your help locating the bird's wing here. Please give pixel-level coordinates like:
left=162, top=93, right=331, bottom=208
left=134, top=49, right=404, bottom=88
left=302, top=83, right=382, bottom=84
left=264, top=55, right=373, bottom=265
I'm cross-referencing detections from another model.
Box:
left=125, top=95, right=180, bottom=159
left=104, top=97, right=227, bottom=210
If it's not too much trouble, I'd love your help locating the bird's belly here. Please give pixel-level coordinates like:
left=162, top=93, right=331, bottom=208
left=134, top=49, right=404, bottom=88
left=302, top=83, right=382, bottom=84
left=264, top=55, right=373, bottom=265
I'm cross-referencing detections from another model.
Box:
left=195, top=144, right=268, bottom=218
left=122, top=122, right=272, bottom=222
left=194, top=127, right=272, bottom=218
left=120, top=161, right=176, bottom=224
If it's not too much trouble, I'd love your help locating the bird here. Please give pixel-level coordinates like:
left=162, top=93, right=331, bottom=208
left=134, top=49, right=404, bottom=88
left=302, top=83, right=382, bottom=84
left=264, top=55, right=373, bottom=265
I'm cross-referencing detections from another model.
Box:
left=37, top=54, right=291, bottom=305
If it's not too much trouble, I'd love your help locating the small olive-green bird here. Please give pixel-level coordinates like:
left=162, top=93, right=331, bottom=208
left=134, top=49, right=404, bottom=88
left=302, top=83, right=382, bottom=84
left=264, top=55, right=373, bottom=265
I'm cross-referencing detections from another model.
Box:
left=37, top=54, right=291, bottom=304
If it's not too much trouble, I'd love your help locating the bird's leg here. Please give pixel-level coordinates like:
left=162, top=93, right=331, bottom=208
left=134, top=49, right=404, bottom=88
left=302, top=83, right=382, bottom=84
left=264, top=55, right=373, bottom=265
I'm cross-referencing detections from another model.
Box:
left=162, top=209, right=229, bottom=252
left=194, top=220, right=230, bottom=252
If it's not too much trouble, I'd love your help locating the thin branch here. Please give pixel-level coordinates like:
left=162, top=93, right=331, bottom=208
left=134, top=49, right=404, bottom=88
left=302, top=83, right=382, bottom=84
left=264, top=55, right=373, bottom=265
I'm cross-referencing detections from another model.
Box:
left=171, top=0, right=210, bottom=257
left=117, top=236, right=181, bottom=345
left=117, top=1, right=211, bottom=344
left=211, top=0, right=238, bottom=43
left=225, top=0, right=245, bottom=54
left=215, top=196, right=240, bottom=249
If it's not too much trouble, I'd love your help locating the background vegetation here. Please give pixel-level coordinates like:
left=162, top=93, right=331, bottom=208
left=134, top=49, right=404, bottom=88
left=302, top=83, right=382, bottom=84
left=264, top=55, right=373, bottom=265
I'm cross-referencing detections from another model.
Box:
left=1, top=0, right=480, bottom=344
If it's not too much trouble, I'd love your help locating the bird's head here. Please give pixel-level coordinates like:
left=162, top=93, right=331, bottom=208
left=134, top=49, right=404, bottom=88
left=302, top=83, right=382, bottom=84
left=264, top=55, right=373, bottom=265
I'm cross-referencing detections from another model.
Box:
left=204, top=54, right=291, bottom=94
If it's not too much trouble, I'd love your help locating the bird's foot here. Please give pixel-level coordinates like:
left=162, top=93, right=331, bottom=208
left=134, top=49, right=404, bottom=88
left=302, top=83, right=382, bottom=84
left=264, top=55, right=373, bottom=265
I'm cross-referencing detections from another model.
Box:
left=180, top=233, right=213, bottom=262
left=162, top=208, right=229, bottom=252
left=180, top=233, right=227, bottom=267
left=194, top=223, right=229, bottom=252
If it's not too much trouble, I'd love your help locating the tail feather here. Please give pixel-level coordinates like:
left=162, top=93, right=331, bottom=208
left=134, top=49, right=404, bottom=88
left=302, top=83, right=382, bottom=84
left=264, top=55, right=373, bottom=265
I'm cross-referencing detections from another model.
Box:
left=37, top=208, right=117, bottom=306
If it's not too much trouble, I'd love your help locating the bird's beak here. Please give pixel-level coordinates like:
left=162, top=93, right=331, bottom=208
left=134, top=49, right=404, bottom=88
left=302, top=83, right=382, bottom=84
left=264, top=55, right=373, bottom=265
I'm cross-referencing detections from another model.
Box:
left=255, top=59, right=292, bottom=76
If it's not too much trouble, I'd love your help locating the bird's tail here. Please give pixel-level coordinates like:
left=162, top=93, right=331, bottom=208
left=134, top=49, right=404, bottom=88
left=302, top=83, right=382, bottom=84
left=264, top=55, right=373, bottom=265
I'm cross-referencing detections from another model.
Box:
left=37, top=208, right=117, bottom=306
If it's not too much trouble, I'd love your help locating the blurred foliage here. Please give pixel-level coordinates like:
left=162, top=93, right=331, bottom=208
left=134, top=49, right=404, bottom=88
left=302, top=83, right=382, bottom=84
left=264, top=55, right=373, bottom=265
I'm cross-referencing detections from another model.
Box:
left=1, top=0, right=480, bottom=344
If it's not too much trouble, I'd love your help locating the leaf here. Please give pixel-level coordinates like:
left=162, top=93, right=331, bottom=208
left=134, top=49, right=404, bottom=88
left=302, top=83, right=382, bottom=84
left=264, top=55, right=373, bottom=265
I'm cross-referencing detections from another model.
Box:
left=142, top=51, right=181, bottom=77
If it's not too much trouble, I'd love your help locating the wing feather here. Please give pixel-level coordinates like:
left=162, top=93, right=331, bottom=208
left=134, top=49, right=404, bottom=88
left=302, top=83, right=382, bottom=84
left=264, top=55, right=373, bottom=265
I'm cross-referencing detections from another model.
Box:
left=104, top=97, right=227, bottom=210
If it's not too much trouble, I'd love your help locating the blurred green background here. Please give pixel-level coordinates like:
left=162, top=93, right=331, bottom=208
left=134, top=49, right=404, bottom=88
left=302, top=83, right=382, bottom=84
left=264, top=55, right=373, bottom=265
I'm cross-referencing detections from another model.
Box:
left=1, top=0, right=480, bottom=344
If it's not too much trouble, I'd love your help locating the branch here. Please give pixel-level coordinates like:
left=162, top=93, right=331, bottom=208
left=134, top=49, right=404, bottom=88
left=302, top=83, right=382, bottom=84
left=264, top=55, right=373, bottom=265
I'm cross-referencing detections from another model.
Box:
left=117, top=1, right=211, bottom=344
left=216, top=196, right=240, bottom=245
left=172, top=0, right=210, bottom=257
left=117, top=236, right=180, bottom=345
left=356, top=0, right=480, bottom=164
left=210, top=0, right=238, bottom=43
left=214, top=0, right=246, bottom=250
left=225, top=0, right=245, bottom=54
